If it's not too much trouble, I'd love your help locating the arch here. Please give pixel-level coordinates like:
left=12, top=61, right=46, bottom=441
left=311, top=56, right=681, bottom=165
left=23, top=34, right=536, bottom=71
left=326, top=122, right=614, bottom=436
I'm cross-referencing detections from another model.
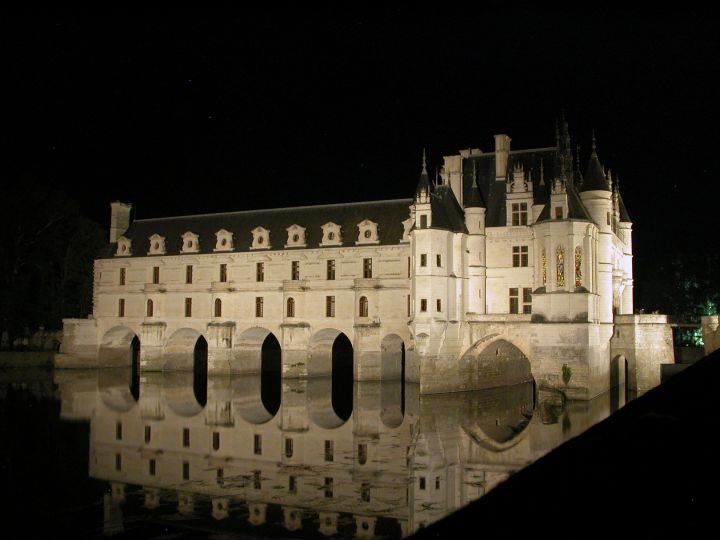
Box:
left=307, top=329, right=353, bottom=428
left=380, top=334, right=405, bottom=380
left=459, top=337, right=533, bottom=391
left=235, top=327, right=282, bottom=374
left=308, top=377, right=349, bottom=429
left=380, top=379, right=404, bottom=429
left=163, top=328, right=207, bottom=372
left=610, top=354, right=627, bottom=388
left=162, top=372, right=205, bottom=417
left=98, top=368, right=138, bottom=412
left=99, top=326, right=140, bottom=368
left=308, top=328, right=353, bottom=378
left=214, top=298, right=222, bottom=318
left=232, top=374, right=278, bottom=424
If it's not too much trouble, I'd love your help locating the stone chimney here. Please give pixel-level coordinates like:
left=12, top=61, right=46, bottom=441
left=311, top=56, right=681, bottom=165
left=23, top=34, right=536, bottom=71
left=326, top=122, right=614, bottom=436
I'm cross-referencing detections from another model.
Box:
left=109, top=202, right=132, bottom=243
left=494, top=134, right=511, bottom=180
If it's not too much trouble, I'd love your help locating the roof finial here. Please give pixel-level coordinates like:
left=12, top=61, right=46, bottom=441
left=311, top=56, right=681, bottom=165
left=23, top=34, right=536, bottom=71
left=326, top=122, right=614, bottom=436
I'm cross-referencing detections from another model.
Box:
left=472, top=159, right=478, bottom=187
left=591, top=129, right=597, bottom=153
left=422, top=148, right=428, bottom=175
left=434, top=167, right=439, bottom=187
left=539, top=158, right=545, bottom=186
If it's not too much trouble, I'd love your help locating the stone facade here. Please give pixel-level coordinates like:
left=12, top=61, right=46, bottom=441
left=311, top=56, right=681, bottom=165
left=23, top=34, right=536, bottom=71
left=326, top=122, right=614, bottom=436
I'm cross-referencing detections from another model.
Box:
left=59, top=125, right=673, bottom=398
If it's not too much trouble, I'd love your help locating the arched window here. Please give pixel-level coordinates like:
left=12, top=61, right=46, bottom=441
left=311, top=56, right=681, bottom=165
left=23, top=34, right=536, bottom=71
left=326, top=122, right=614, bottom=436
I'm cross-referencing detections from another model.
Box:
left=286, top=297, right=295, bottom=318
left=359, top=296, right=369, bottom=318
left=214, top=298, right=222, bottom=318
left=575, top=246, right=583, bottom=287
left=146, top=299, right=153, bottom=317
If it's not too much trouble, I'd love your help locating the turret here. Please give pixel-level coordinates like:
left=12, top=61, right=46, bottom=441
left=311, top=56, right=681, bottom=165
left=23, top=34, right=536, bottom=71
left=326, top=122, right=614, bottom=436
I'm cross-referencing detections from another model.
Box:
left=464, top=161, right=487, bottom=314
left=615, top=174, right=634, bottom=314
left=413, top=150, right=432, bottom=229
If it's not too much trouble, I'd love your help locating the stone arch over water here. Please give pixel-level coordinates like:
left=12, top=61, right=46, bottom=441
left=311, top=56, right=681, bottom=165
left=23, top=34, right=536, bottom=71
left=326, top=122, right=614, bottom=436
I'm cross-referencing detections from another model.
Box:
left=235, top=327, right=282, bottom=374
left=459, top=338, right=533, bottom=390
left=381, top=334, right=406, bottom=381
left=163, top=328, right=208, bottom=373
left=99, top=326, right=140, bottom=368
left=307, top=329, right=353, bottom=427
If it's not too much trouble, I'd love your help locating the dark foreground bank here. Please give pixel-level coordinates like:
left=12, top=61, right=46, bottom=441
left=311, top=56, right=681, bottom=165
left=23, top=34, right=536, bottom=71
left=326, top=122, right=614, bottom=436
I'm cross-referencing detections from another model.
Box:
left=413, top=349, right=720, bottom=539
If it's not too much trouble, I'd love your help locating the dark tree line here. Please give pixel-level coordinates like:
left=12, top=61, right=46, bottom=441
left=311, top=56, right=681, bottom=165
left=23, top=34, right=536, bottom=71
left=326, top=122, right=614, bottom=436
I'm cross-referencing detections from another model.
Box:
left=0, top=184, right=105, bottom=349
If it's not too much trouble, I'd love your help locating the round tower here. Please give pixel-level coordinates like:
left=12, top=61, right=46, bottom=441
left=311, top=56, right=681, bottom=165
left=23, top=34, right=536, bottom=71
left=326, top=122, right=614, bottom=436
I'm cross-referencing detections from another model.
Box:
left=463, top=160, right=487, bottom=314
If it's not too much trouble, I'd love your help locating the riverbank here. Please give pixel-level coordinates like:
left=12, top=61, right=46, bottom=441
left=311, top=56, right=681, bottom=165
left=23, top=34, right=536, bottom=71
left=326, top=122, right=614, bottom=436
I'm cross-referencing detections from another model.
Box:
left=0, top=351, right=54, bottom=368
left=412, top=348, right=720, bottom=538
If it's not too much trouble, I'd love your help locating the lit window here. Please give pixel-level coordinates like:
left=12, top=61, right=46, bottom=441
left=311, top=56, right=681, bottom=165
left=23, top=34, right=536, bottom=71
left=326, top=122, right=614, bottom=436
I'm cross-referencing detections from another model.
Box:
left=256, top=262, right=264, bottom=282
left=286, top=297, right=295, bottom=318
left=363, top=258, right=372, bottom=278
left=512, top=246, right=529, bottom=267
left=255, top=297, right=264, bottom=317
left=326, top=296, right=335, bottom=317
left=327, top=259, right=335, bottom=280
left=291, top=261, right=300, bottom=280
left=359, top=296, right=368, bottom=317
left=511, top=203, right=528, bottom=226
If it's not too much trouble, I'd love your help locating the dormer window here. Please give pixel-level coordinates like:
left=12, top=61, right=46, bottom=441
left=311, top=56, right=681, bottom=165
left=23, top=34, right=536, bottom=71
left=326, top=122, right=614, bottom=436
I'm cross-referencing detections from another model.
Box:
left=214, top=229, right=234, bottom=251
left=285, top=224, right=307, bottom=248
left=181, top=232, right=200, bottom=253
left=115, top=236, right=132, bottom=257
left=356, top=219, right=379, bottom=245
left=147, top=234, right=166, bottom=255
left=320, top=222, right=342, bottom=246
left=251, top=227, right=270, bottom=250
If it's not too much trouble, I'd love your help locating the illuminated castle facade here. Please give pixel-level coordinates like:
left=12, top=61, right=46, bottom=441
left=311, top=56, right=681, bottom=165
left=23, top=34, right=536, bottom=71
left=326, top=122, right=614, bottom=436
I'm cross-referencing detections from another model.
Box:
left=59, top=124, right=673, bottom=398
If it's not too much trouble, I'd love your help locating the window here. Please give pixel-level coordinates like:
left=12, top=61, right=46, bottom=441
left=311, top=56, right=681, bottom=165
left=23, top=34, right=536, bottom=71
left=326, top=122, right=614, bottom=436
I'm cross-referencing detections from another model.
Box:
left=436, top=254, right=442, bottom=267
left=407, top=295, right=411, bottom=317
left=359, top=296, right=368, bottom=317
left=185, top=298, right=192, bottom=317
left=286, top=298, right=295, bottom=318
left=144, top=425, right=151, bottom=444
left=119, top=268, right=126, bottom=286
left=361, top=482, right=371, bottom=502
left=254, top=434, right=262, bottom=455
left=419, top=477, right=426, bottom=490
left=289, top=475, right=297, bottom=494
left=183, top=428, right=190, bottom=447
left=217, top=468, right=224, bottom=486
left=523, top=287, right=532, bottom=314
left=256, top=262, right=264, bottom=282
left=219, top=264, right=227, bottom=283
left=149, top=459, right=156, bottom=476
left=146, top=299, right=154, bottom=317
left=363, top=258, right=372, bottom=278
left=253, top=470, right=261, bottom=489
left=324, top=440, right=334, bottom=462
left=185, top=265, right=193, bottom=284
left=118, top=298, right=125, bottom=317
left=327, top=259, right=336, bottom=280
left=420, top=214, right=428, bottom=228
left=607, top=212, right=611, bottom=226
left=115, top=453, right=122, bottom=471
left=420, top=254, right=427, bottom=267
left=326, top=295, right=335, bottom=317
left=512, top=246, right=529, bottom=267
left=152, top=266, right=160, bottom=284
left=420, top=299, right=427, bottom=312
left=182, top=461, right=190, bottom=480
left=436, top=299, right=442, bottom=312
left=358, top=443, right=367, bottom=465
left=324, top=477, right=333, bottom=498
left=509, top=288, right=519, bottom=314
left=291, top=261, right=300, bottom=280
left=116, top=421, right=122, bottom=440
left=555, top=206, right=563, bottom=220
left=407, top=257, right=411, bottom=278
left=435, top=477, right=441, bottom=490
left=255, top=297, right=264, bottom=317
left=511, top=203, right=528, bottom=226
left=285, top=438, right=294, bottom=458
left=212, top=432, right=220, bottom=451
left=214, top=298, right=222, bottom=317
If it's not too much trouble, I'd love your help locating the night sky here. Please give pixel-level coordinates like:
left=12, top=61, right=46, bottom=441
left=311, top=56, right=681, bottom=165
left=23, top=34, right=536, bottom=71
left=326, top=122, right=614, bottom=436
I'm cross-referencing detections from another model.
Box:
left=4, top=10, right=720, bottom=308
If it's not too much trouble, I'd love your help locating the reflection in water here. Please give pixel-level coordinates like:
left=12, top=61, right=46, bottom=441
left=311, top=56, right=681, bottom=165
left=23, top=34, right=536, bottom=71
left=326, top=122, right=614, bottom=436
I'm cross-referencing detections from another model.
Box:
left=0, top=369, right=622, bottom=539
left=260, top=334, right=281, bottom=416
left=331, top=334, right=353, bottom=421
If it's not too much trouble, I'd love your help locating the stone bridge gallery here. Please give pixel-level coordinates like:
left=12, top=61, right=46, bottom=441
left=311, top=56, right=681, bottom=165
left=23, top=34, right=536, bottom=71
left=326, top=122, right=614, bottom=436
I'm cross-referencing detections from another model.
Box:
left=58, top=127, right=675, bottom=398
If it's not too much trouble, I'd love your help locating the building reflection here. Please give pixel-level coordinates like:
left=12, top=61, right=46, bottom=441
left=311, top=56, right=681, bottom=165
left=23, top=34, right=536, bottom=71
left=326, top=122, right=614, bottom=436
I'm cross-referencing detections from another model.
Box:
left=54, top=370, right=618, bottom=538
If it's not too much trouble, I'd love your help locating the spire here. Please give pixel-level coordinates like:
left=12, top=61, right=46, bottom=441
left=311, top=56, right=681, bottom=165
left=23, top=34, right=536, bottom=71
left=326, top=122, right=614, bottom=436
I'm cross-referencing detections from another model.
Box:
left=573, top=144, right=584, bottom=188
left=415, top=148, right=432, bottom=201
left=422, top=148, right=428, bottom=175
left=465, top=159, right=485, bottom=208
left=580, top=131, right=610, bottom=192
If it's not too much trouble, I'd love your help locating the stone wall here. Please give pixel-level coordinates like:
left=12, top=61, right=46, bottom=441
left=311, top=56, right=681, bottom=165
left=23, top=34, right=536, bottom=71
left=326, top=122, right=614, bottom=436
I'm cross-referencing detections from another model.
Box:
left=701, top=315, right=719, bottom=356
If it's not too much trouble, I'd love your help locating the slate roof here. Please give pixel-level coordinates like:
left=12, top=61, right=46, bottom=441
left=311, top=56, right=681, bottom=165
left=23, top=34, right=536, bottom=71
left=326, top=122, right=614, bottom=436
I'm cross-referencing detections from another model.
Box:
left=581, top=150, right=610, bottom=192
left=102, top=199, right=412, bottom=259
left=461, top=148, right=557, bottom=227
left=429, top=185, right=467, bottom=233
left=535, top=180, right=593, bottom=223
left=618, top=193, right=631, bottom=222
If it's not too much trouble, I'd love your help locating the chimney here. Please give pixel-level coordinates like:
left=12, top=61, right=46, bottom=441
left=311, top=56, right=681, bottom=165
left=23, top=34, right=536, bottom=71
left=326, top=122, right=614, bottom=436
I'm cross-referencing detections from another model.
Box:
left=494, top=134, right=511, bottom=180
left=109, top=202, right=132, bottom=243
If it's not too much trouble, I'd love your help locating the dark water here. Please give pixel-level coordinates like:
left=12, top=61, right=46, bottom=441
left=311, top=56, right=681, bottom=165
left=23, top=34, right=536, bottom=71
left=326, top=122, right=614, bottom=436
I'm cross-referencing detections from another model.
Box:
left=0, top=368, right=625, bottom=538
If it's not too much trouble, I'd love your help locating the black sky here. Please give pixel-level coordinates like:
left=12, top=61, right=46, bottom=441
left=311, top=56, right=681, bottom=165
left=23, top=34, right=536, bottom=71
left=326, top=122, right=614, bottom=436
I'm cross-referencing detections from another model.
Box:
left=4, top=9, right=720, bottom=308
